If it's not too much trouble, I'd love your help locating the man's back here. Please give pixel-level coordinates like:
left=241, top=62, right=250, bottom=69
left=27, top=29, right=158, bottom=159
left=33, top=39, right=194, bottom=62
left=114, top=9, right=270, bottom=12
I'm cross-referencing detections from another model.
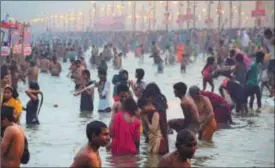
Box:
left=1, top=124, right=25, bottom=167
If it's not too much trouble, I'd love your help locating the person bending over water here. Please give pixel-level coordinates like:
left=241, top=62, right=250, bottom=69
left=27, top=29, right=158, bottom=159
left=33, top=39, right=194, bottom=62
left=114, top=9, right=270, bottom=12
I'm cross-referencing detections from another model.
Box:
left=158, top=129, right=197, bottom=168
left=168, top=82, right=200, bottom=135
left=70, top=121, right=110, bottom=168
left=189, top=86, right=216, bottom=142
left=1, top=106, right=25, bottom=168
left=25, top=82, right=43, bottom=125
left=200, top=91, right=234, bottom=126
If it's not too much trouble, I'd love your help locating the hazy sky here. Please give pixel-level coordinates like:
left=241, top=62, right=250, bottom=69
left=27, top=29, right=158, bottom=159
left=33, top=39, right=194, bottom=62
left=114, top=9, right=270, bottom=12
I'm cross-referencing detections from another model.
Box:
left=1, top=1, right=274, bottom=30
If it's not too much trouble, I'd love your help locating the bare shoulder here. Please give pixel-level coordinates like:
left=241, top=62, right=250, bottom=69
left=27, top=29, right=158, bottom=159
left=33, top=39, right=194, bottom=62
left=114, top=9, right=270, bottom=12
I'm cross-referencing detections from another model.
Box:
left=158, top=152, right=173, bottom=167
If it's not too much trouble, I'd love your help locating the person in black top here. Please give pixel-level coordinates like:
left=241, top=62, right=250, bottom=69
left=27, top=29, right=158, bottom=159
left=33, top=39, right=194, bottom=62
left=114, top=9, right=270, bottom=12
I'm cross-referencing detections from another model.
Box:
left=78, top=70, right=95, bottom=114
left=25, top=82, right=43, bottom=125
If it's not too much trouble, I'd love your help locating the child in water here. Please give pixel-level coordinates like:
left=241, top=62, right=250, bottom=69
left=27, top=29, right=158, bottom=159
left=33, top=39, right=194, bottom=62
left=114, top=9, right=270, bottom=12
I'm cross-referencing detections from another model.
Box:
left=181, top=53, right=187, bottom=73
left=201, top=56, right=216, bottom=92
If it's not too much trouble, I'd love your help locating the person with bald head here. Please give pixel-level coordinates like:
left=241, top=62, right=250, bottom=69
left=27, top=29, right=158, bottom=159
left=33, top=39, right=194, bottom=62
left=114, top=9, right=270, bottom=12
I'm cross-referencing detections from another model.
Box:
left=189, top=86, right=216, bottom=142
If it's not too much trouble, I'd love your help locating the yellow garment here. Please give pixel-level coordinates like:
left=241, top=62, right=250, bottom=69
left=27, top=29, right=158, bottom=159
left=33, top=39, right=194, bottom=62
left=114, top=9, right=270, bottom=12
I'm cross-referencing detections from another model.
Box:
left=2, top=97, right=23, bottom=118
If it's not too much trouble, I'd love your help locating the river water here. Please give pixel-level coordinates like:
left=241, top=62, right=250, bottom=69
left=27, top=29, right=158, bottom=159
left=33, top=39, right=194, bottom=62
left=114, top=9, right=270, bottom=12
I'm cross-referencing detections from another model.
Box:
left=17, top=49, right=274, bottom=167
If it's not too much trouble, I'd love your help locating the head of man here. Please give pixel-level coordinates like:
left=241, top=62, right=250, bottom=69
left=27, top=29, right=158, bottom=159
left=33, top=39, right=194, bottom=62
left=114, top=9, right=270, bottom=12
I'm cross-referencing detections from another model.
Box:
left=173, top=82, right=187, bottom=98
left=1, top=106, right=16, bottom=129
left=135, top=68, right=145, bottom=81
left=189, top=85, right=201, bottom=101
left=98, top=69, right=107, bottom=81
left=86, top=121, right=110, bottom=148
left=119, top=69, right=129, bottom=81
left=117, top=83, right=130, bottom=103
left=82, top=70, right=91, bottom=83
left=75, top=60, right=81, bottom=68
left=175, top=129, right=197, bottom=160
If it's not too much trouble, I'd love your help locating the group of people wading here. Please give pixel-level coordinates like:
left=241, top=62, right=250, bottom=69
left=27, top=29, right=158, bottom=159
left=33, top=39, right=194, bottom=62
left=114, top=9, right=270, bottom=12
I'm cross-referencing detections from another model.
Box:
left=0, top=27, right=274, bottom=167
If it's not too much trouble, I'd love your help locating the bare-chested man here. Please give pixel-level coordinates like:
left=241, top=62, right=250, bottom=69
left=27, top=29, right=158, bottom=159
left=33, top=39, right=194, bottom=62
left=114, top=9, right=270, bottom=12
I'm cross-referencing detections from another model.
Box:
left=70, top=121, right=110, bottom=168
left=189, top=85, right=216, bottom=142
left=73, top=60, right=85, bottom=90
left=49, top=56, right=62, bottom=76
left=39, top=55, right=50, bottom=73
left=168, top=82, right=200, bottom=135
left=158, top=129, right=197, bottom=168
left=26, top=61, right=39, bottom=85
left=1, top=106, right=25, bottom=168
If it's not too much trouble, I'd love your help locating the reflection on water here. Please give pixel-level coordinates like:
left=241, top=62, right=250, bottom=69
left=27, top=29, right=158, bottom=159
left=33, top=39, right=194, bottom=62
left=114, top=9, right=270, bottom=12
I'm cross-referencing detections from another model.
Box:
left=17, top=51, right=274, bottom=167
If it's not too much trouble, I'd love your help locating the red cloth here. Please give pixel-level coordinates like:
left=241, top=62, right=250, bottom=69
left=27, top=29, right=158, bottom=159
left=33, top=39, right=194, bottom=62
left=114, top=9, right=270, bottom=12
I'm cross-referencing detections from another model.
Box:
left=201, top=91, right=230, bottom=123
left=202, top=65, right=214, bottom=81
left=111, top=112, right=141, bottom=156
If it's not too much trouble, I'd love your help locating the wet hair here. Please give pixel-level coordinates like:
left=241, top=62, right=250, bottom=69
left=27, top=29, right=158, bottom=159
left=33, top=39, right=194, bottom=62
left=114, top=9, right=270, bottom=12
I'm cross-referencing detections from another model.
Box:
left=188, top=85, right=200, bottom=97
left=136, top=68, right=145, bottom=80
left=75, top=60, right=81, bottom=65
left=206, top=56, right=215, bottom=65
left=229, top=49, right=236, bottom=58
left=98, top=69, right=107, bottom=76
left=137, top=96, right=150, bottom=108
left=117, top=83, right=129, bottom=94
left=29, top=82, right=40, bottom=90
left=82, top=70, right=90, bottom=79
left=86, top=121, right=107, bottom=141
left=141, top=83, right=161, bottom=98
left=70, top=58, right=75, bottom=63
left=122, top=97, right=138, bottom=116
left=1, top=106, right=15, bottom=122
left=208, top=47, right=214, bottom=55
left=175, top=129, right=197, bottom=160
left=255, top=51, right=265, bottom=64
left=235, top=53, right=244, bottom=63
left=173, top=82, right=187, bottom=96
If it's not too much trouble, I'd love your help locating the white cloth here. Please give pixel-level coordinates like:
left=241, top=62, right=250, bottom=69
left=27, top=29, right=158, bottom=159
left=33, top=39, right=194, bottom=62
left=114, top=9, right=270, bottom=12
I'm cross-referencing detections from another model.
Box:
left=98, top=81, right=111, bottom=110
left=241, top=31, right=250, bottom=48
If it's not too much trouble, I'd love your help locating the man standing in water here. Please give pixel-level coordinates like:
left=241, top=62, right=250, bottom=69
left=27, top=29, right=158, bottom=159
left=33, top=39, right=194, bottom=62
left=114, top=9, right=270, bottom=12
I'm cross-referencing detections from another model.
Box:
left=189, top=86, right=216, bottom=142
left=39, top=54, right=50, bottom=73
left=168, top=82, right=200, bottom=135
left=26, top=60, right=39, bottom=85
left=49, top=56, right=62, bottom=76
left=97, top=70, right=111, bottom=113
left=70, top=121, right=110, bottom=168
left=1, top=106, right=25, bottom=168
left=74, top=60, right=85, bottom=90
